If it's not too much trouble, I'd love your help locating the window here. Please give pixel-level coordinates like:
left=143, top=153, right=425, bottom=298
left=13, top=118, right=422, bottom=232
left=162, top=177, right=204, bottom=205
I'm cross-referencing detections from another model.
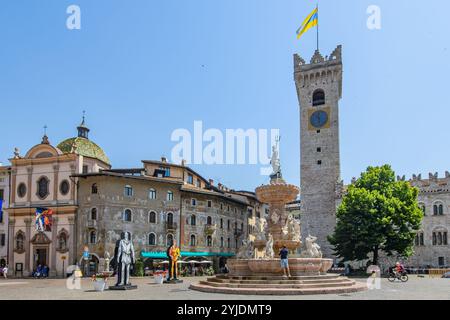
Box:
left=167, top=191, right=174, bottom=202
left=415, top=233, right=424, bottom=246
left=60, top=180, right=70, bottom=196
left=124, top=185, right=133, bottom=197
left=220, top=219, right=223, bottom=229
left=167, top=234, right=174, bottom=246
left=317, top=160, right=322, bottom=165
left=167, top=212, right=174, bottom=227
left=207, top=216, right=212, bottom=225
left=196, top=179, right=201, bottom=188
left=220, top=237, right=224, bottom=248
left=191, top=199, right=197, bottom=206
left=149, top=211, right=157, bottom=224
left=235, top=238, right=238, bottom=249
left=187, top=174, right=193, bottom=184
left=207, top=200, right=212, bottom=208
left=149, top=189, right=157, bottom=200
left=312, top=89, right=325, bottom=106
left=0, top=234, right=5, bottom=247
left=190, top=235, right=196, bottom=246
left=190, top=215, right=197, bottom=226
left=37, top=176, right=49, bottom=199
left=241, top=222, right=244, bottom=231
left=439, top=204, right=444, bottom=215
left=227, top=220, right=230, bottom=230
left=91, top=183, right=98, bottom=194
left=82, top=165, right=89, bottom=174
left=227, top=206, right=230, bottom=212
left=0, top=189, right=4, bottom=201
left=148, top=233, right=156, bottom=246
left=159, top=167, right=171, bottom=177
left=419, top=204, right=426, bottom=216
left=123, top=209, right=132, bottom=222
left=220, top=203, right=223, bottom=210
left=444, top=232, right=448, bottom=245
left=433, top=203, right=444, bottom=216
left=227, top=238, right=231, bottom=248
left=438, top=257, right=445, bottom=267
left=317, top=147, right=322, bottom=153
left=89, top=231, right=97, bottom=244
left=433, top=232, right=437, bottom=246
left=90, top=208, right=97, bottom=220
left=207, top=236, right=212, bottom=247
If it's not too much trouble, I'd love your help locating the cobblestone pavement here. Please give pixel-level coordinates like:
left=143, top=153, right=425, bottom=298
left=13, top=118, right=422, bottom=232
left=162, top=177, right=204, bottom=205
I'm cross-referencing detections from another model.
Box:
left=0, top=276, right=448, bottom=300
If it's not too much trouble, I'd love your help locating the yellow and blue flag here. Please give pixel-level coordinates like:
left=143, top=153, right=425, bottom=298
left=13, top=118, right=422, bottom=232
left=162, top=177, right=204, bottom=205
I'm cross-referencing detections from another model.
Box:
left=296, top=6, right=318, bottom=40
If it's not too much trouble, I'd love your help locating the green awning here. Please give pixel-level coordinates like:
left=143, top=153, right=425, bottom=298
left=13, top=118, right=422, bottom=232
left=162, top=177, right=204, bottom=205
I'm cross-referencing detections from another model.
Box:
left=141, top=251, right=235, bottom=259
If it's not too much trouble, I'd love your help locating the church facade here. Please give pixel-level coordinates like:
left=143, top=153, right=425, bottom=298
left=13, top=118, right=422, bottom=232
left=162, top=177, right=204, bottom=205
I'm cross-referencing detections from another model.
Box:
left=0, top=166, right=10, bottom=266
left=7, top=118, right=111, bottom=277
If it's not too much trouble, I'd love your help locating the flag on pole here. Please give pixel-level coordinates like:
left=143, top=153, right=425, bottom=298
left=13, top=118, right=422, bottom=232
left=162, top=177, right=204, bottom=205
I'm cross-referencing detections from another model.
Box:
left=296, top=6, right=319, bottom=40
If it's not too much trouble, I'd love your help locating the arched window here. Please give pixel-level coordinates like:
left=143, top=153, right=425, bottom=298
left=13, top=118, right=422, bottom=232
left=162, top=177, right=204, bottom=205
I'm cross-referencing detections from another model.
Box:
left=149, top=189, right=157, bottom=200
left=207, top=216, right=212, bottom=225
left=220, top=219, right=223, bottom=229
left=220, top=237, right=224, bottom=248
left=167, top=191, right=174, bottom=202
left=190, top=235, right=196, bottom=246
left=149, top=211, right=157, bottom=224
left=37, top=176, right=50, bottom=199
left=167, top=212, right=174, bottom=227
left=148, top=233, right=156, bottom=246
left=124, top=185, right=133, bottom=197
left=227, top=238, right=231, bottom=248
left=312, top=89, right=325, bottom=106
left=89, top=231, right=97, bottom=244
left=434, top=205, right=438, bottom=215
left=207, top=236, right=212, bottom=247
left=91, top=183, right=98, bottom=194
left=419, top=203, right=426, bottom=216
left=123, top=209, right=132, bottom=222
left=191, top=215, right=197, bottom=226
left=433, top=232, right=437, bottom=245
left=415, top=232, right=424, bottom=246
left=241, top=222, right=244, bottom=231
left=444, top=232, right=448, bottom=245
left=439, top=204, right=444, bottom=215
left=167, top=234, right=174, bottom=246
left=227, top=220, right=230, bottom=230
left=438, top=232, right=443, bottom=245
left=91, top=208, right=97, bottom=220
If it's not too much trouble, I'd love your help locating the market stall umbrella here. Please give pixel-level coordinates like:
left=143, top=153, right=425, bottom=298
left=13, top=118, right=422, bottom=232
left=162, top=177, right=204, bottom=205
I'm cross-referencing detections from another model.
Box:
left=198, top=260, right=213, bottom=264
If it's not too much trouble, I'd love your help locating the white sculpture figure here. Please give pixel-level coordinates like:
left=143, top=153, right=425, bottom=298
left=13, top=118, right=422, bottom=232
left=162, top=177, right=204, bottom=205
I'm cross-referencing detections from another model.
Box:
left=255, top=219, right=267, bottom=241
left=271, top=210, right=280, bottom=225
left=292, top=219, right=301, bottom=242
left=270, top=138, right=281, bottom=177
left=265, top=234, right=275, bottom=259
left=237, top=239, right=254, bottom=259
left=301, top=235, right=322, bottom=259
left=104, top=251, right=111, bottom=272
left=116, top=232, right=136, bottom=286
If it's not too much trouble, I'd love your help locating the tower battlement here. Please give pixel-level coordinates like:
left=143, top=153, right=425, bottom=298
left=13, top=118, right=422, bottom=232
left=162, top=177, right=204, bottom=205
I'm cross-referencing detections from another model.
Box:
left=294, top=45, right=343, bottom=98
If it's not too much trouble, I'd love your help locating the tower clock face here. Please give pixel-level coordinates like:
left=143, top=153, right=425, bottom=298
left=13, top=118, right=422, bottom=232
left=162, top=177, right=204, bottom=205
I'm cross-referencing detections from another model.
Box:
left=310, top=110, right=328, bottom=128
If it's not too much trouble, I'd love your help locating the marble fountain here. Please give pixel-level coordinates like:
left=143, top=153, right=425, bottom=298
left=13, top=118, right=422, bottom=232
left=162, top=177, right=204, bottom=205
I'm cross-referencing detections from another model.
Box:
left=190, top=142, right=366, bottom=295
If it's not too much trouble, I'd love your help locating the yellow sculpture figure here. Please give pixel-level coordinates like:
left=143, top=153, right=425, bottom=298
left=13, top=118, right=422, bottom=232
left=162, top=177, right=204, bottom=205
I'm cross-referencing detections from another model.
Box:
left=169, top=245, right=181, bottom=281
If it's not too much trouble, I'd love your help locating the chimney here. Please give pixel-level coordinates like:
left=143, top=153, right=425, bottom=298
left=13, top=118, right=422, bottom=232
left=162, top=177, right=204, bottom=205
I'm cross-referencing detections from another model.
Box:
left=161, top=157, right=167, bottom=163
left=181, top=159, right=186, bottom=167
left=209, top=179, right=214, bottom=186
left=218, top=183, right=223, bottom=190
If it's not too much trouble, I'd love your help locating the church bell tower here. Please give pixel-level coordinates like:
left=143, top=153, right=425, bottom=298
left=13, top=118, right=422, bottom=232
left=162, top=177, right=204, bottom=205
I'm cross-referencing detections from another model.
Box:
left=293, top=46, right=343, bottom=258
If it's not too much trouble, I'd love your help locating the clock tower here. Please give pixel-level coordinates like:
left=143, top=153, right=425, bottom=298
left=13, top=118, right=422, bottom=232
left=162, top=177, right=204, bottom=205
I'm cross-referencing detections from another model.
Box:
left=293, top=46, right=343, bottom=259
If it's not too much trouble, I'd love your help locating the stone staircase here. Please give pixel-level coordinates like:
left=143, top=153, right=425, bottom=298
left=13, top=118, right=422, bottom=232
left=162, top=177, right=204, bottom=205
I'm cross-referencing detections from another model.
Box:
left=190, top=274, right=367, bottom=295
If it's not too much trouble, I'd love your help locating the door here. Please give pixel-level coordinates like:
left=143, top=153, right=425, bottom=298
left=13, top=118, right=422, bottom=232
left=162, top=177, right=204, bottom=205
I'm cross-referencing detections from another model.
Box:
left=35, top=248, right=48, bottom=269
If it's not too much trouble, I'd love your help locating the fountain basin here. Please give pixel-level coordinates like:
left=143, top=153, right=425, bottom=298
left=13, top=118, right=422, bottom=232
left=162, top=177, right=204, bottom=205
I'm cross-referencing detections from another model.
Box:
left=228, top=259, right=252, bottom=276
left=241, top=258, right=333, bottom=276
left=255, top=182, right=299, bottom=204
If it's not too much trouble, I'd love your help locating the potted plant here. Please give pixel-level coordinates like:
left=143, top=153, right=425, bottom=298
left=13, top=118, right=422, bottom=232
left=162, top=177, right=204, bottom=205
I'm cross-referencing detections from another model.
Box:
left=91, top=273, right=109, bottom=292
left=154, top=270, right=167, bottom=284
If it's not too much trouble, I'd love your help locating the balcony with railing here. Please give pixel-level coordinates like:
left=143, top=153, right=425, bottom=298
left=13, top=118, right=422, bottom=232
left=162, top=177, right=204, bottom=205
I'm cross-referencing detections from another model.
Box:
left=166, top=222, right=178, bottom=231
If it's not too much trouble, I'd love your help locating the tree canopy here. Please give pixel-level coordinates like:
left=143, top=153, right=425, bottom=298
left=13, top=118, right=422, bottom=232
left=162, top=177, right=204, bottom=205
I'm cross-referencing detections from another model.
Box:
left=328, top=165, right=423, bottom=265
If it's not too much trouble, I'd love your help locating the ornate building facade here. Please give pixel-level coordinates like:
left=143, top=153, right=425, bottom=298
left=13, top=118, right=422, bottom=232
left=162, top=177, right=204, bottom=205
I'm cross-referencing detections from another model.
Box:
left=7, top=118, right=111, bottom=277
left=75, top=158, right=254, bottom=273
left=407, top=172, right=450, bottom=267
left=0, top=165, right=10, bottom=266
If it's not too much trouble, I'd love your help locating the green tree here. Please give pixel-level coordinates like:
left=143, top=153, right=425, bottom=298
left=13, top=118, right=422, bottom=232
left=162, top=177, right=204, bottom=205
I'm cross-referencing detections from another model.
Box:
left=328, top=165, right=423, bottom=265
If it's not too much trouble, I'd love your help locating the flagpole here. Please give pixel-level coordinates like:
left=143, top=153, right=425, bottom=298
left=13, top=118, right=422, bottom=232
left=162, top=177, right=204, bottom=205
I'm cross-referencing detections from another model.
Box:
left=316, top=3, right=319, bottom=52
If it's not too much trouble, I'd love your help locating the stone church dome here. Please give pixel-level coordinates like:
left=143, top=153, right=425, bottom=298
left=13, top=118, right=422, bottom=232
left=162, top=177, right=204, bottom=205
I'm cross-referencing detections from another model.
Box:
left=57, top=114, right=110, bottom=165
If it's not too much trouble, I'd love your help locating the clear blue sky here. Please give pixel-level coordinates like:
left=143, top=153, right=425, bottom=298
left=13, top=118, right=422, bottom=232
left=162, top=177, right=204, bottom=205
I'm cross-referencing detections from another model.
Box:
left=1, top=0, right=449, bottom=191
